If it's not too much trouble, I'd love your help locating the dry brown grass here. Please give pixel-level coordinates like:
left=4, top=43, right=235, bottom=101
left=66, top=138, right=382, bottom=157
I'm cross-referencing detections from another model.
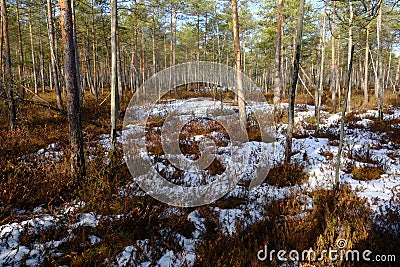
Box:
left=351, top=165, right=385, bottom=181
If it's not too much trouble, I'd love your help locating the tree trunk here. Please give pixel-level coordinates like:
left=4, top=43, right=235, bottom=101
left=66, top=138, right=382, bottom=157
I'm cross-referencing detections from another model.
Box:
left=152, top=6, right=157, bottom=75
left=38, top=24, right=46, bottom=93
left=330, top=2, right=336, bottom=109
left=71, top=0, right=82, bottom=102
left=363, top=23, right=370, bottom=105
left=47, top=0, right=63, bottom=109
left=91, top=0, right=98, bottom=100
left=285, top=0, right=305, bottom=163
left=231, top=0, right=246, bottom=129
left=28, top=5, right=39, bottom=94
left=347, top=1, right=353, bottom=113
left=1, top=0, right=16, bottom=130
left=395, top=55, right=400, bottom=89
left=273, top=0, right=283, bottom=111
left=110, top=0, right=119, bottom=153
left=15, top=0, right=24, bottom=98
left=335, top=45, right=354, bottom=188
left=59, top=0, right=86, bottom=181
left=316, top=12, right=326, bottom=133
left=377, top=2, right=383, bottom=120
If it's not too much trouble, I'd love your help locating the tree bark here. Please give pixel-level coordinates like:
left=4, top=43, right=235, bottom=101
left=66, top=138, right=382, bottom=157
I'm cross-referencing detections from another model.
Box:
left=273, top=0, right=284, bottom=111
left=15, top=0, right=24, bottom=98
left=347, top=1, right=353, bottom=113
left=285, top=0, right=305, bottom=163
left=71, top=0, right=82, bottom=102
left=363, top=23, right=370, bottom=105
left=110, top=0, right=119, bottom=152
left=231, top=0, right=246, bottom=129
left=28, top=4, right=39, bottom=95
left=377, top=2, right=383, bottom=120
left=59, top=0, right=86, bottom=181
left=38, top=24, right=46, bottom=93
left=1, top=0, right=16, bottom=130
left=316, top=12, right=326, bottom=133
left=330, top=2, right=336, bottom=109
left=47, top=0, right=63, bottom=109
left=335, top=45, right=354, bottom=188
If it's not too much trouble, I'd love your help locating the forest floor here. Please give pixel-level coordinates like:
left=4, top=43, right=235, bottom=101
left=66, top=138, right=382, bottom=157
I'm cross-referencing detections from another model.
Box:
left=0, top=89, right=399, bottom=266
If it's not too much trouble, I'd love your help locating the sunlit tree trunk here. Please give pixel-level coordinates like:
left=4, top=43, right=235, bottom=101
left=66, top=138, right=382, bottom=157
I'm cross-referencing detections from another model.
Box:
left=110, top=0, right=119, bottom=153
left=231, top=0, right=246, bottom=128
left=28, top=4, right=38, bottom=94
left=38, top=24, right=46, bottom=93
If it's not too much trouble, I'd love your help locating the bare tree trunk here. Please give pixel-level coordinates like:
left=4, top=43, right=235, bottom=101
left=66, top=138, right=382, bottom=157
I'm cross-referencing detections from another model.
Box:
left=285, top=0, right=305, bottom=163
left=377, top=2, right=383, bottom=120
left=60, top=0, right=86, bottom=181
left=28, top=5, right=38, bottom=94
left=347, top=1, right=353, bottom=113
left=214, top=3, right=221, bottom=63
left=110, top=0, right=119, bottom=153
left=71, top=0, right=82, bottom=102
left=39, top=24, right=46, bottom=93
left=15, top=0, right=24, bottom=98
left=274, top=0, right=284, bottom=111
left=47, top=0, right=63, bottom=109
left=395, top=55, right=400, bottom=89
left=316, top=12, right=326, bottom=133
left=363, top=23, right=370, bottom=105
left=152, top=6, right=156, bottom=75
left=91, top=0, right=98, bottom=100
left=231, top=0, right=246, bottom=129
left=335, top=45, right=354, bottom=188
left=1, top=0, right=15, bottom=130
left=330, top=2, right=336, bottom=108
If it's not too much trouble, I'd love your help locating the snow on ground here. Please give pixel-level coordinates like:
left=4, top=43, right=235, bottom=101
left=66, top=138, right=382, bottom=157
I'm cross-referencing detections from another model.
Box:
left=2, top=98, right=400, bottom=266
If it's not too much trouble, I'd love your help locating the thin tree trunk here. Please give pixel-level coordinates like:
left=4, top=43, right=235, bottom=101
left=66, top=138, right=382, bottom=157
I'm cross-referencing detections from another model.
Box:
left=285, top=0, right=305, bottom=163
left=59, top=0, right=86, bottom=181
left=377, top=2, right=383, bottom=120
left=316, top=12, right=326, bottom=133
left=39, top=24, right=46, bottom=93
left=28, top=5, right=39, bottom=94
left=347, top=1, right=353, bottom=113
left=91, top=0, right=98, bottom=100
left=110, top=0, right=119, bottom=153
left=47, top=0, right=63, bottom=109
left=395, top=55, right=400, bottom=89
left=231, top=0, right=246, bottom=128
left=15, top=0, right=24, bottom=98
left=274, top=0, right=284, bottom=111
left=1, top=0, right=15, bottom=130
left=363, top=23, right=370, bottom=105
left=152, top=6, right=156, bottom=75
left=330, top=2, right=336, bottom=108
left=335, top=45, right=354, bottom=188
